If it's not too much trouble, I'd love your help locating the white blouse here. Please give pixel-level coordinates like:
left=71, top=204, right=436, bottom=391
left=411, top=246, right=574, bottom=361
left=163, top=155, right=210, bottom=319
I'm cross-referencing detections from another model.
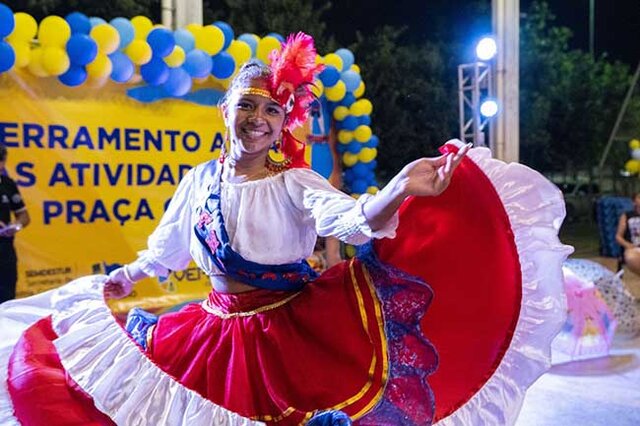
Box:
left=133, top=160, right=398, bottom=278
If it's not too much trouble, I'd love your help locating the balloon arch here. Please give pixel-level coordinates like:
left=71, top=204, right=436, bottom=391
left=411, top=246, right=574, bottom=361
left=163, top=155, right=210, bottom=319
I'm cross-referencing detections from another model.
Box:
left=0, top=3, right=378, bottom=196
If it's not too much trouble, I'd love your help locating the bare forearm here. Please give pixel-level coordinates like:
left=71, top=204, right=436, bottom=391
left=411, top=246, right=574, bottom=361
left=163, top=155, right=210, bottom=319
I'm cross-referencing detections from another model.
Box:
left=14, top=210, right=30, bottom=228
left=362, top=174, right=408, bottom=232
left=616, top=235, right=634, bottom=249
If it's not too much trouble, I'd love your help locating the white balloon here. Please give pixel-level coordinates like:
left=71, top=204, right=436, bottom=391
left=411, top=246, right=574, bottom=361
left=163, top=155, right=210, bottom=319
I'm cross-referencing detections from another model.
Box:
left=631, top=148, right=640, bottom=160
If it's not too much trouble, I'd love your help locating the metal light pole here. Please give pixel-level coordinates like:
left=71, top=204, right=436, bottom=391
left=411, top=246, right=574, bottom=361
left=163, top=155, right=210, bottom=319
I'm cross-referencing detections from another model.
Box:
left=458, top=61, right=494, bottom=148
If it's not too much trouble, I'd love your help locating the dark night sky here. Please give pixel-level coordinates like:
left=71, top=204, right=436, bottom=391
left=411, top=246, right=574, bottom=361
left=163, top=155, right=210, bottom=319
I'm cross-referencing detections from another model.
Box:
left=328, top=0, right=638, bottom=67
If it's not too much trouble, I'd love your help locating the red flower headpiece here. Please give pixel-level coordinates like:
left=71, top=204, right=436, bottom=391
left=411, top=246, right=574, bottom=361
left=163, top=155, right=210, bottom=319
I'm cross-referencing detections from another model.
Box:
left=267, top=32, right=324, bottom=168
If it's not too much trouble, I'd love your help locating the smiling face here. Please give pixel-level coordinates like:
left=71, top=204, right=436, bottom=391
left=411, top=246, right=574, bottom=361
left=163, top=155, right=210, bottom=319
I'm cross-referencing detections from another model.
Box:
left=224, top=77, right=286, bottom=161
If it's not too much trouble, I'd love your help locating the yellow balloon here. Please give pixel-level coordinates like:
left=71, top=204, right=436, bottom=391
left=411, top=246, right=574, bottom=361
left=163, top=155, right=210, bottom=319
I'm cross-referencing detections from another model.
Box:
left=333, top=106, right=349, bottom=121
left=39, top=16, right=71, bottom=47
left=315, top=54, right=323, bottom=65
left=256, top=36, right=281, bottom=64
left=164, top=45, right=186, bottom=67
left=325, top=80, right=346, bottom=102
left=131, top=16, right=153, bottom=40
left=125, top=39, right=152, bottom=65
left=8, top=13, right=37, bottom=42
left=354, top=125, right=372, bottom=142
left=337, top=130, right=353, bottom=144
left=366, top=186, right=379, bottom=195
left=353, top=81, right=365, bottom=98
left=629, top=139, right=640, bottom=150
left=359, top=147, right=377, bottom=163
left=625, top=159, right=640, bottom=174
left=343, top=152, right=359, bottom=167
left=227, top=40, right=252, bottom=66
left=91, top=24, right=120, bottom=54
left=359, top=99, right=373, bottom=115
left=42, top=47, right=70, bottom=76
left=27, top=48, right=48, bottom=77
left=324, top=53, right=343, bottom=71
left=10, top=41, right=31, bottom=68
left=310, top=78, right=324, bottom=98
left=196, top=25, right=224, bottom=56
left=185, top=23, right=202, bottom=37
left=86, top=53, right=113, bottom=79
left=350, top=64, right=361, bottom=74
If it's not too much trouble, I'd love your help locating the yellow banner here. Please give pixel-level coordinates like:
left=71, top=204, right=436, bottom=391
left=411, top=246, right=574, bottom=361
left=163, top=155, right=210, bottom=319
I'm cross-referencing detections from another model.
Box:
left=0, top=71, right=226, bottom=311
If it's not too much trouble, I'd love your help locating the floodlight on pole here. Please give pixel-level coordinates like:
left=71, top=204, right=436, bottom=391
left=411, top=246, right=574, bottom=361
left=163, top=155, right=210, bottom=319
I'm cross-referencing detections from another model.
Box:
left=475, top=37, right=497, bottom=61
left=480, top=99, right=499, bottom=118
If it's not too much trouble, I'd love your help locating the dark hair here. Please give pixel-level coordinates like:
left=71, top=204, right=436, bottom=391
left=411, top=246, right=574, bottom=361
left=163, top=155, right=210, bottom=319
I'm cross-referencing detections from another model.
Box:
left=0, top=145, right=6, bottom=161
left=219, top=60, right=272, bottom=111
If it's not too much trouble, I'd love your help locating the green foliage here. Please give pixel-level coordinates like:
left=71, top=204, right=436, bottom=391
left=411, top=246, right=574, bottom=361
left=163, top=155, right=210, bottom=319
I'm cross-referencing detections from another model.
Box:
left=353, top=27, right=456, bottom=180
left=520, top=1, right=639, bottom=172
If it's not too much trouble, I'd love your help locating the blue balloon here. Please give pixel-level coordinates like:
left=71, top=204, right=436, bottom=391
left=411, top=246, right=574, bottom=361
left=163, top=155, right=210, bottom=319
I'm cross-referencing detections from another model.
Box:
left=319, top=66, right=340, bottom=87
left=359, top=115, right=371, bottom=126
left=347, top=141, right=362, bottom=154
left=141, top=56, right=170, bottom=85
left=0, top=4, right=15, bottom=38
left=211, top=52, right=235, bottom=79
left=89, top=17, right=106, bottom=27
left=0, top=42, right=15, bottom=73
left=213, top=21, right=234, bottom=51
left=335, top=48, right=355, bottom=71
left=343, top=169, right=354, bottom=184
left=336, top=143, right=347, bottom=154
left=342, top=116, right=359, bottom=131
left=65, top=12, right=91, bottom=35
left=238, top=33, right=257, bottom=56
left=341, top=70, right=361, bottom=92
left=174, top=29, right=195, bottom=53
left=183, top=49, right=212, bottom=78
left=147, top=28, right=175, bottom=58
left=367, top=160, right=377, bottom=169
left=58, top=66, right=87, bottom=86
left=163, top=67, right=192, bottom=97
left=66, top=34, right=98, bottom=66
left=110, top=17, right=134, bottom=49
left=109, top=51, right=134, bottom=83
left=351, top=179, right=368, bottom=194
left=267, top=32, right=285, bottom=43
left=352, top=163, right=369, bottom=178
left=340, top=93, right=356, bottom=107
left=368, top=135, right=379, bottom=148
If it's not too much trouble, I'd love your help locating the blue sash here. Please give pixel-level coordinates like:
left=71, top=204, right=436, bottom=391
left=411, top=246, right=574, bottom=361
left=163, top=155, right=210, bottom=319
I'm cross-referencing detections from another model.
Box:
left=194, top=164, right=318, bottom=291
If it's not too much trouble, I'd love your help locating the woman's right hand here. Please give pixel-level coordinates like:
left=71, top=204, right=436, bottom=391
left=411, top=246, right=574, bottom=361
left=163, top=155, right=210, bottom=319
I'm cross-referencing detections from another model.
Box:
left=104, top=267, right=135, bottom=299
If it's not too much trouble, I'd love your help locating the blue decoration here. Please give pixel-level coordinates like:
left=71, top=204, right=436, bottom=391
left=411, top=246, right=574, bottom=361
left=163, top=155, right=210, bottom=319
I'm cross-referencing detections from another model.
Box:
left=319, top=66, right=340, bottom=87
left=66, top=34, right=98, bottom=66
left=368, top=135, right=379, bottom=148
left=267, top=32, right=285, bottom=43
left=65, top=12, right=91, bottom=35
left=213, top=21, right=234, bottom=51
left=174, top=28, right=195, bottom=53
left=211, top=52, right=235, bottom=79
left=307, top=410, right=352, bottom=426
left=359, top=115, right=371, bottom=126
left=140, top=56, right=170, bottom=85
left=147, top=28, right=175, bottom=58
left=336, top=143, right=347, bottom=154
left=89, top=17, right=106, bottom=28
left=59, top=66, right=87, bottom=87
left=351, top=179, right=368, bottom=194
left=340, top=93, right=356, bottom=107
left=341, top=116, right=358, bottom=131
left=0, top=4, right=15, bottom=38
left=183, top=49, right=212, bottom=78
left=0, top=42, right=15, bottom=73
left=341, top=70, right=361, bottom=92
left=237, top=33, right=258, bottom=55
left=352, top=163, right=369, bottom=178
left=347, top=141, right=362, bottom=154
left=110, top=51, right=134, bottom=83
left=334, top=48, right=355, bottom=71
left=110, top=17, right=135, bottom=49
left=163, top=67, right=192, bottom=96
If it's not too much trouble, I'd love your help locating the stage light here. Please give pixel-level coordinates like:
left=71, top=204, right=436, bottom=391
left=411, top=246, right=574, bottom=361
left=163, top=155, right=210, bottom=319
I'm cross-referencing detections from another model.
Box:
left=480, top=99, right=499, bottom=118
left=476, top=37, right=497, bottom=61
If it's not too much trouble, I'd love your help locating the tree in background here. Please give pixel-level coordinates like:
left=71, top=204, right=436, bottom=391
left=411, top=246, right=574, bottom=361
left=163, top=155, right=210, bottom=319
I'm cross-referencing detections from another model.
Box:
left=4, top=0, right=159, bottom=22
left=520, top=1, right=640, bottom=174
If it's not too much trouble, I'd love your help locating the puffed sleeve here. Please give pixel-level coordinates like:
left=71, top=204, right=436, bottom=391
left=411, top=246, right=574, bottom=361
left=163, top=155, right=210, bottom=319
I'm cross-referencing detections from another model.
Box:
left=131, top=167, right=196, bottom=277
left=284, top=168, right=398, bottom=245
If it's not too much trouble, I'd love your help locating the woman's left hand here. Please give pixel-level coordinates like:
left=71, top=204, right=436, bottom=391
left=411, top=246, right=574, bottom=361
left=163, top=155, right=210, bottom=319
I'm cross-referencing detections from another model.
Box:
left=399, top=143, right=471, bottom=197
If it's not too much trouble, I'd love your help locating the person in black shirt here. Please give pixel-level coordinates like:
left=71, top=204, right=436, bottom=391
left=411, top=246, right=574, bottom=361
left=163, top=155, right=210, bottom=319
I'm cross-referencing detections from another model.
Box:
left=0, top=146, right=30, bottom=302
left=615, top=192, right=640, bottom=274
